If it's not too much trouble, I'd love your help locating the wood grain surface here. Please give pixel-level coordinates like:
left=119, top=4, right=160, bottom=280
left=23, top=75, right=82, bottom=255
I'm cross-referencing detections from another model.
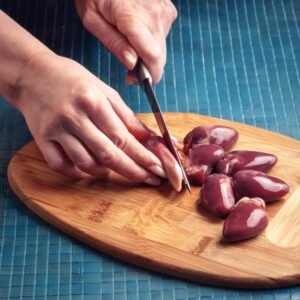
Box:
left=7, top=113, right=300, bottom=289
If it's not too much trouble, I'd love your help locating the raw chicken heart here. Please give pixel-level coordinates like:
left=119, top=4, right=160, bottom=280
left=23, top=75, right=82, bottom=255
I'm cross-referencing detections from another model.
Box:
left=200, top=174, right=235, bottom=218
left=223, top=197, right=268, bottom=242
left=184, top=144, right=225, bottom=186
left=183, top=125, right=238, bottom=154
left=233, top=170, right=289, bottom=203
left=215, top=150, right=277, bottom=176
left=141, top=135, right=183, bottom=192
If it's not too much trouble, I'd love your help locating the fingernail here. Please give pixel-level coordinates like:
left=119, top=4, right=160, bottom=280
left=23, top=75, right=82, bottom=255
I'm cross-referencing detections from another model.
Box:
left=175, top=182, right=182, bottom=192
left=149, top=165, right=167, bottom=178
left=124, top=50, right=138, bottom=70
left=174, top=163, right=183, bottom=192
left=144, top=176, right=161, bottom=186
left=175, top=162, right=183, bottom=179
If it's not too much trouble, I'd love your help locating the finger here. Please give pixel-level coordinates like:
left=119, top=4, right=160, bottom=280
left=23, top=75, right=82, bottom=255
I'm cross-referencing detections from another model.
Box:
left=158, top=31, right=167, bottom=68
left=98, top=83, right=154, bottom=141
left=39, top=141, right=86, bottom=180
left=141, top=136, right=183, bottom=192
left=125, top=32, right=167, bottom=85
left=116, top=20, right=165, bottom=84
left=75, top=119, right=161, bottom=186
left=160, top=2, right=178, bottom=36
left=83, top=92, right=166, bottom=178
left=55, top=133, right=111, bottom=178
left=110, top=131, right=167, bottom=178
left=81, top=9, right=138, bottom=70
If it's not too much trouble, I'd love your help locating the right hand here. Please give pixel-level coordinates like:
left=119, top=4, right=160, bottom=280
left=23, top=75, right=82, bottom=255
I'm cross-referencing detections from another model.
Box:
left=13, top=51, right=179, bottom=186
left=75, top=0, right=177, bottom=84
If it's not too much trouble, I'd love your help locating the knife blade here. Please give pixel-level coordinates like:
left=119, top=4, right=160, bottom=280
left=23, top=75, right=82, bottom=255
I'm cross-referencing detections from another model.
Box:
left=133, top=60, right=191, bottom=193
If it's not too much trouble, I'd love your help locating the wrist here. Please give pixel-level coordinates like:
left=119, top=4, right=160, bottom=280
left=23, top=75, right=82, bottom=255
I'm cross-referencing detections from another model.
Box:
left=9, top=50, right=57, bottom=111
left=0, top=11, right=54, bottom=107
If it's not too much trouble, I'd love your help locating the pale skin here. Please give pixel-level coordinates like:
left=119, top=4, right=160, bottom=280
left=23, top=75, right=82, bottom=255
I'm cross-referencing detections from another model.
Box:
left=0, top=1, right=183, bottom=191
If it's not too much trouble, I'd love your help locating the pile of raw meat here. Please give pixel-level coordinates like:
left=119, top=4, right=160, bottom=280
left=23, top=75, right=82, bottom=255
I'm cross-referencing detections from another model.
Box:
left=145, top=125, right=289, bottom=242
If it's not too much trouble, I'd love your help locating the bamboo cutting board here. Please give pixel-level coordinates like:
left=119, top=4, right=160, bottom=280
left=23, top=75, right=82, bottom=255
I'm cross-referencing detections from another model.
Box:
left=7, top=113, right=300, bottom=289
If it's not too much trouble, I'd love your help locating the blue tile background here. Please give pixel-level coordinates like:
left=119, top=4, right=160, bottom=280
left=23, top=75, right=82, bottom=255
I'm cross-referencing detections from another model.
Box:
left=0, top=0, right=300, bottom=298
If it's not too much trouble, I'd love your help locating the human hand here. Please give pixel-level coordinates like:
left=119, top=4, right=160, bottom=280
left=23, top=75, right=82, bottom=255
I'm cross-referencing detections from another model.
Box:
left=75, top=0, right=177, bottom=84
left=14, top=52, right=182, bottom=190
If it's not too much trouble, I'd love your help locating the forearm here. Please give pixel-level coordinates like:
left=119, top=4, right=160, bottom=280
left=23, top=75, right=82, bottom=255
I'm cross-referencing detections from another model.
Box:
left=0, top=10, right=52, bottom=106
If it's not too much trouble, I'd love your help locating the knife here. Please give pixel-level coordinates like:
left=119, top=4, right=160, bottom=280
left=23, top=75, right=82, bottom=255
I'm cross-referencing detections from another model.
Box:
left=133, top=60, right=191, bottom=193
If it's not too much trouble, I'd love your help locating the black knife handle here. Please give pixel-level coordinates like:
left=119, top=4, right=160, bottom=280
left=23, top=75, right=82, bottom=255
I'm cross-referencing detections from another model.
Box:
left=133, top=60, right=152, bottom=87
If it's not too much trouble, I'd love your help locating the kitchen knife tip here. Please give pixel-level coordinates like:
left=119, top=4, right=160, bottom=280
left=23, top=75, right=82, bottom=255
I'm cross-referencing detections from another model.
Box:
left=187, top=187, right=192, bottom=193
left=185, top=182, right=192, bottom=193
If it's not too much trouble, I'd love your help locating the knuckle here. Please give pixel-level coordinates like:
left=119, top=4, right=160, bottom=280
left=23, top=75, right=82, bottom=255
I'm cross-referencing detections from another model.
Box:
left=126, top=113, right=144, bottom=133
left=125, top=24, right=140, bottom=36
left=58, top=109, right=82, bottom=133
left=151, top=5, right=162, bottom=19
left=126, top=111, right=138, bottom=126
left=73, top=82, right=97, bottom=105
left=173, top=8, right=178, bottom=20
left=110, top=131, right=127, bottom=149
left=38, top=123, right=53, bottom=140
left=58, top=109, right=73, bottom=125
left=107, top=35, right=127, bottom=54
left=82, top=10, right=93, bottom=29
left=146, top=47, right=163, bottom=65
left=58, top=108, right=76, bottom=128
left=168, top=3, right=178, bottom=20
left=96, top=150, right=116, bottom=167
left=106, top=88, right=122, bottom=105
left=76, top=159, right=95, bottom=172
left=147, top=46, right=161, bottom=64
left=153, top=70, right=163, bottom=85
left=72, top=83, right=99, bottom=115
left=109, top=89, right=121, bottom=101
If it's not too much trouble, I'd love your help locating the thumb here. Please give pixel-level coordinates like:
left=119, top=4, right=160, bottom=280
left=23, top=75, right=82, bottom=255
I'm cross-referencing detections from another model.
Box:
left=115, top=19, right=165, bottom=84
left=81, top=10, right=138, bottom=70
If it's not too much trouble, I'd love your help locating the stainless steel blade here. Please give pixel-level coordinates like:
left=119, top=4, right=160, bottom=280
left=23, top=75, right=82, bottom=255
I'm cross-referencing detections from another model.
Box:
left=134, top=60, right=191, bottom=192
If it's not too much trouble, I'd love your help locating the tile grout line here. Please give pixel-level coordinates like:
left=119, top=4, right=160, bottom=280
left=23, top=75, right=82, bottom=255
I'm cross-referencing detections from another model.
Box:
left=60, top=0, right=68, bottom=56
left=7, top=0, right=21, bottom=298
left=169, top=20, right=179, bottom=112
left=252, top=0, right=279, bottom=131
left=0, top=195, right=7, bottom=295
left=233, top=0, right=256, bottom=126
left=215, top=0, right=234, bottom=121
left=187, top=0, right=200, bottom=113
left=8, top=209, right=17, bottom=299
left=242, top=0, right=268, bottom=129
left=219, top=1, right=243, bottom=123
left=290, top=0, right=300, bottom=50
left=178, top=0, right=190, bottom=112
left=19, top=0, right=37, bottom=297
left=207, top=0, right=223, bottom=118
left=281, top=2, right=300, bottom=82
left=274, top=1, right=300, bottom=126
left=20, top=216, right=28, bottom=298
left=261, top=0, right=289, bottom=131
left=195, top=0, right=211, bottom=116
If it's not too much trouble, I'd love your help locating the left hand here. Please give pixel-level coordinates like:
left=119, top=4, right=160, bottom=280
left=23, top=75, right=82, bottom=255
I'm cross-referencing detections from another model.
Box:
left=75, top=0, right=177, bottom=84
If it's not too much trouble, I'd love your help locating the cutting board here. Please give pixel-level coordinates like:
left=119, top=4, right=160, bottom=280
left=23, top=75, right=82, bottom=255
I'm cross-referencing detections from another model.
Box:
left=7, top=113, right=300, bottom=289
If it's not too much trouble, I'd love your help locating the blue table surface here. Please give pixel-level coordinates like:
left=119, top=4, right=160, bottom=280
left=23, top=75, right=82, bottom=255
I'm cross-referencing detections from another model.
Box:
left=0, top=0, right=300, bottom=299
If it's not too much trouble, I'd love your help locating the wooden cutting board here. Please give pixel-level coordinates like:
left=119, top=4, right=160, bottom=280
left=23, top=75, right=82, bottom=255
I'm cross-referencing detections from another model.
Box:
left=7, top=113, right=300, bottom=289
